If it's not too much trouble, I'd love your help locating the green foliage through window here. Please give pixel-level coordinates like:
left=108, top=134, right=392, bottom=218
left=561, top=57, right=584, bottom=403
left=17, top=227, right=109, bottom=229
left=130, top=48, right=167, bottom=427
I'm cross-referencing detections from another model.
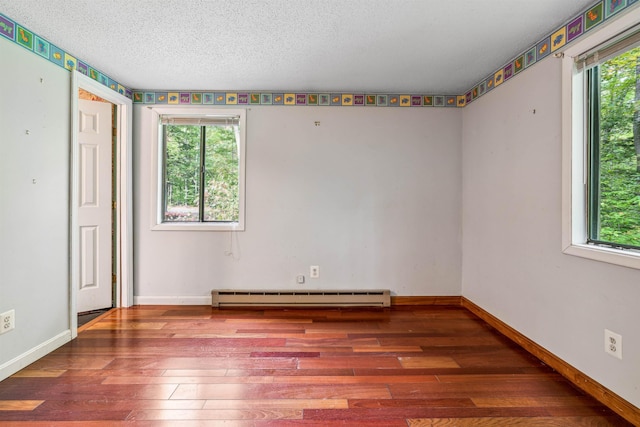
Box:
left=588, top=45, right=640, bottom=249
left=163, top=124, right=239, bottom=223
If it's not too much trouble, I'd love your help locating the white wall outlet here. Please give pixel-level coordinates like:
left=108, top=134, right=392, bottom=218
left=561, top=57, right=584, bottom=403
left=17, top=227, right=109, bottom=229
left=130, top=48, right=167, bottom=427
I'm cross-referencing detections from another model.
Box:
left=604, top=329, right=622, bottom=360
left=0, top=310, right=15, bottom=334
left=310, top=265, right=320, bottom=278
left=297, top=275, right=305, bottom=284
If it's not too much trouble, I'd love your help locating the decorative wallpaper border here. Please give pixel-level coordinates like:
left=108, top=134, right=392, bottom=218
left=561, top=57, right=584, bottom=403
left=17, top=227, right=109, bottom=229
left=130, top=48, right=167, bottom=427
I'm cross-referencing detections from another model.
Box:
left=130, top=92, right=460, bottom=107
left=2, top=0, right=639, bottom=107
left=460, top=0, right=639, bottom=107
left=0, top=12, right=132, bottom=99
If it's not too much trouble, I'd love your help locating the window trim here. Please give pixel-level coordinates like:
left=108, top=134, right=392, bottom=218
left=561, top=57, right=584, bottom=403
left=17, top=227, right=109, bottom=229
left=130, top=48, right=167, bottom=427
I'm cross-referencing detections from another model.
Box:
left=562, top=6, right=640, bottom=269
left=149, top=106, right=246, bottom=231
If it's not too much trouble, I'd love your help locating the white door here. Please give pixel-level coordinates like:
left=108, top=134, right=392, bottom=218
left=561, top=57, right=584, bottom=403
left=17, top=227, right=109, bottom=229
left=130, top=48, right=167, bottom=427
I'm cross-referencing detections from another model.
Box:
left=77, top=99, right=113, bottom=312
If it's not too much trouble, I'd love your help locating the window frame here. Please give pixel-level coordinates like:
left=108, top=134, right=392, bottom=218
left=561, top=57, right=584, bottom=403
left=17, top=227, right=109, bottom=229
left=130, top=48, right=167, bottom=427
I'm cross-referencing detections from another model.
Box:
left=150, top=106, right=246, bottom=231
left=562, top=6, right=640, bottom=269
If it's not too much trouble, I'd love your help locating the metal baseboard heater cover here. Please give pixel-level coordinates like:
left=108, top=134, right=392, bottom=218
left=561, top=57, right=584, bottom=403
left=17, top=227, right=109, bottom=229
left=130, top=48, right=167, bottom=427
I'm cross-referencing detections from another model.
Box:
left=211, top=289, right=391, bottom=308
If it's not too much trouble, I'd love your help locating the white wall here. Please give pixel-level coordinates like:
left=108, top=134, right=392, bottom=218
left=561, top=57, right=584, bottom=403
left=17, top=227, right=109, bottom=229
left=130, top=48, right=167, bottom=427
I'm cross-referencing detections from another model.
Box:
left=0, top=38, right=71, bottom=379
left=133, top=105, right=462, bottom=301
left=462, top=57, right=640, bottom=407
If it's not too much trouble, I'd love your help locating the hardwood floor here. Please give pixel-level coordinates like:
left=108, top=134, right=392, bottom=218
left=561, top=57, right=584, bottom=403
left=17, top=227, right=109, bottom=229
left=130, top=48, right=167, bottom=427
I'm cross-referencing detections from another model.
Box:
left=0, top=305, right=632, bottom=426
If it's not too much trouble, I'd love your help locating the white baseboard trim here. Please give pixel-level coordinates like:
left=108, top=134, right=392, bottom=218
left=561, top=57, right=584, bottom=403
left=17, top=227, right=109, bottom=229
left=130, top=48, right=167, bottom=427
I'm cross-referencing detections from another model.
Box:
left=0, top=330, right=72, bottom=381
left=134, top=296, right=212, bottom=305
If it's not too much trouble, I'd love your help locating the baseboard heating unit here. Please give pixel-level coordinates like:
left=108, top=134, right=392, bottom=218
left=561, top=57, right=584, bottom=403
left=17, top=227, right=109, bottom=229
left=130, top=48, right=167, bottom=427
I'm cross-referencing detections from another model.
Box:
left=211, top=289, right=391, bottom=308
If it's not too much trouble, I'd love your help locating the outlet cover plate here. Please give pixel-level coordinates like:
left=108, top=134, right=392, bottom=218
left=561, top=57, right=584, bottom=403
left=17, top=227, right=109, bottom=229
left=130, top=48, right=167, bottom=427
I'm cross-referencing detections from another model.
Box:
left=0, top=309, right=15, bottom=334
left=604, top=329, right=622, bottom=360
left=310, top=266, right=319, bottom=279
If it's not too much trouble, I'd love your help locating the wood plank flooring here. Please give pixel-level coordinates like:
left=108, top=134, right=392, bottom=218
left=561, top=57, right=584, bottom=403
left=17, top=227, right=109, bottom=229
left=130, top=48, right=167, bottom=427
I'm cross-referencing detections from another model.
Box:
left=0, top=305, right=632, bottom=426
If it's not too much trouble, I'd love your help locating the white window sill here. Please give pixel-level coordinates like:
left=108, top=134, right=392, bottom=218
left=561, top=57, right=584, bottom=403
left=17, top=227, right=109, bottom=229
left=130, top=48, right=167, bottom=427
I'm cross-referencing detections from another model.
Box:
left=152, top=222, right=244, bottom=232
left=563, top=243, right=640, bottom=270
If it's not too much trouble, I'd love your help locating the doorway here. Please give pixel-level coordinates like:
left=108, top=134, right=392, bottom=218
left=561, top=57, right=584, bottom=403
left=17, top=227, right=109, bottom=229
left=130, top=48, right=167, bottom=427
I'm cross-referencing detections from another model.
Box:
left=71, top=71, right=133, bottom=337
left=76, top=91, right=115, bottom=315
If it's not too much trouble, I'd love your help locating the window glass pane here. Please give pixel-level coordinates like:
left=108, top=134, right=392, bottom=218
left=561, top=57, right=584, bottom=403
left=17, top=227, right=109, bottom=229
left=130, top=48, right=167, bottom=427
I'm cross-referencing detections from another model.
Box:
left=589, top=46, right=640, bottom=248
left=203, top=125, right=239, bottom=222
left=163, top=125, right=201, bottom=222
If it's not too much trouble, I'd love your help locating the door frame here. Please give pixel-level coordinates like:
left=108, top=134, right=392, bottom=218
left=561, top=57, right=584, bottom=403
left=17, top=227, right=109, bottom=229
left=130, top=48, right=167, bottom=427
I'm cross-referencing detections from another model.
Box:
left=70, top=71, right=133, bottom=338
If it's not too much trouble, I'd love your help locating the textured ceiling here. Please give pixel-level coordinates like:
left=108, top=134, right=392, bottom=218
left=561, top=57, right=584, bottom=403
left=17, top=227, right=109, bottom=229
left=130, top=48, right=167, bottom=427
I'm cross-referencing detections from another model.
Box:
left=0, top=0, right=597, bottom=94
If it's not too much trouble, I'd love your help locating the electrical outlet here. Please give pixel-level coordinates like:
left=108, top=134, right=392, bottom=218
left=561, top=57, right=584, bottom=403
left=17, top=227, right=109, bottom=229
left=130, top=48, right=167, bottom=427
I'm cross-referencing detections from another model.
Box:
left=604, top=329, right=622, bottom=360
left=0, top=310, right=15, bottom=334
left=297, top=275, right=305, bottom=284
left=310, top=265, right=320, bottom=279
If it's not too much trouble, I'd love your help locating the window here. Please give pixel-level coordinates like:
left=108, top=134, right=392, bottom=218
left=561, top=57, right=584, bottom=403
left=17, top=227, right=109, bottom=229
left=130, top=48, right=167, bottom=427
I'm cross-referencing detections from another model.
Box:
left=150, top=107, right=246, bottom=231
left=562, top=8, right=640, bottom=269
left=585, top=43, right=640, bottom=250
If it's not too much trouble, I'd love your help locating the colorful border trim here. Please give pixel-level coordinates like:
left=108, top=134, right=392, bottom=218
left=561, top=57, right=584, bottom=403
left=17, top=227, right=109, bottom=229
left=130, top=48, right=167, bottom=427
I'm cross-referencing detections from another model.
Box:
left=2, top=0, right=639, bottom=107
left=131, top=90, right=459, bottom=107
left=0, top=12, right=131, bottom=98
left=464, top=0, right=639, bottom=106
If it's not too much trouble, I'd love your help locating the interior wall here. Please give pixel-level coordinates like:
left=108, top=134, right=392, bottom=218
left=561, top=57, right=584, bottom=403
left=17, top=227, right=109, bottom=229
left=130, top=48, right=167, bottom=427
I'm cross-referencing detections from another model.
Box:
left=461, top=57, right=640, bottom=407
left=133, top=105, right=462, bottom=301
left=0, top=38, right=71, bottom=378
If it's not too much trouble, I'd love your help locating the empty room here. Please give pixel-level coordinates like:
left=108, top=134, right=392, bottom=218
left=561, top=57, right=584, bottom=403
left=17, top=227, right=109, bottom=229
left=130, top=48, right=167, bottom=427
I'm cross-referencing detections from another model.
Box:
left=0, top=0, right=639, bottom=425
